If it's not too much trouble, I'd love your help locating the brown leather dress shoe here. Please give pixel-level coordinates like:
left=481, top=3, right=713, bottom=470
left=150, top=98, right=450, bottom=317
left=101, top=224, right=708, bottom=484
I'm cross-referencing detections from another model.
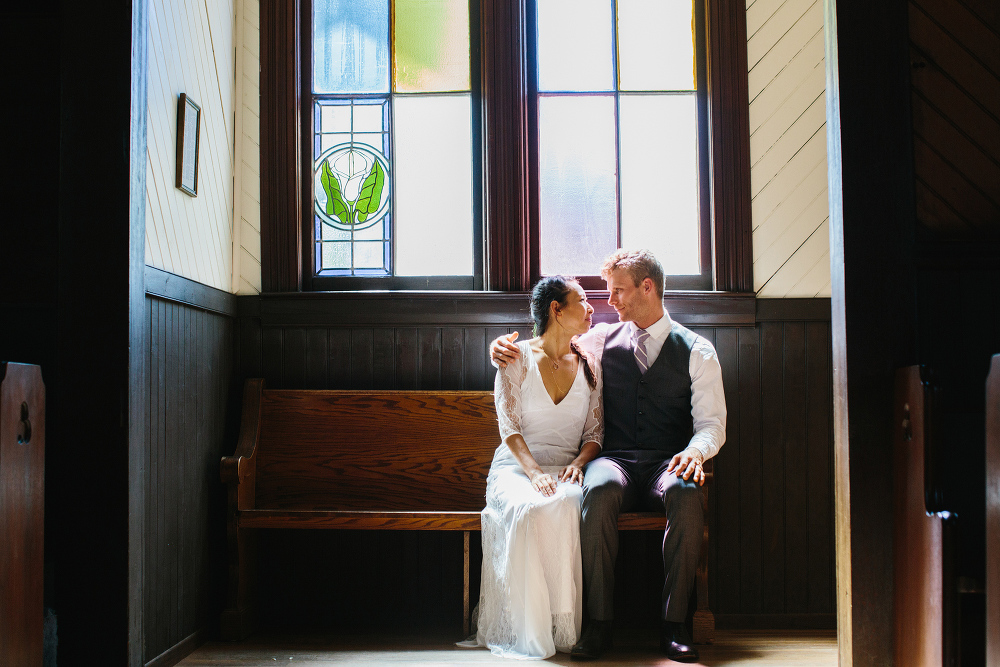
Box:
left=571, top=620, right=613, bottom=660
left=660, top=622, right=699, bottom=663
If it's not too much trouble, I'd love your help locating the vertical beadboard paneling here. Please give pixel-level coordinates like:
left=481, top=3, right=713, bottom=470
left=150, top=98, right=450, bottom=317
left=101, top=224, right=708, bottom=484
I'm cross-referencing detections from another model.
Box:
left=747, top=0, right=831, bottom=297
left=234, top=0, right=262, bottom=294
left=144, top=296, right=234, bottom=664
left=146, top=0, right=236, bottom=292
left=233, top=299, right=835, bottom=626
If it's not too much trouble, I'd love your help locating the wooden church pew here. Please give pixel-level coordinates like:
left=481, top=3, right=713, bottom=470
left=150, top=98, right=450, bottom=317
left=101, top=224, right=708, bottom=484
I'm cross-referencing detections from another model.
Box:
left=893, top=365, right=959, bottom=666
left=0, top=363, right=45, bottom=666
left=221, top=378, right=714, bottom=642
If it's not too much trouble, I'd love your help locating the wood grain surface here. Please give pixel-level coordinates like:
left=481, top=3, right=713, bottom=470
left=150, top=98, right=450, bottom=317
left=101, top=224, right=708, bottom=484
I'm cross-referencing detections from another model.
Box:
left=0, top=363, right=45, bottom=667
left=893, top=366, right=958, bottom=666
left=255, top=390, right=498, bottom=511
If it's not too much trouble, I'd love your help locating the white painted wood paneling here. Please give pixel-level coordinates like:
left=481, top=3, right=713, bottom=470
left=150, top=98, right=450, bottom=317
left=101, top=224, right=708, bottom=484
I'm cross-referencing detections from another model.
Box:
left=233, top=0, right=261, bottom=294
left=145, top=0, right=236, bottom=292
left=747, top=0, right=831, bottom=297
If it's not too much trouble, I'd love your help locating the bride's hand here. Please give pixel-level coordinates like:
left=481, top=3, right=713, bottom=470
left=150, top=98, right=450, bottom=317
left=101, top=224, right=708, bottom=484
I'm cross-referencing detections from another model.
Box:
left=558, top=464, right=585, bottom=486
left=529, top=470, right=557, bottom=497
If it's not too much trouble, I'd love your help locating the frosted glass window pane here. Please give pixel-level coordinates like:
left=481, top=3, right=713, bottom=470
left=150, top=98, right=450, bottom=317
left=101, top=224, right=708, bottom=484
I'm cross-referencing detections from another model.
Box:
left=619, top=94, right=700, bottom=275
left=320, top=105, right=353, bottom=133
left=354, top=242, right=386, bottom=268
left=394, top=0, right=470, bottom=92
left=539, top=96, right=618, bottom=276
left=618, top=0, right=695, bottom=91
left=315, top=101, right=389, bottom=158
left=537, top=0, right=613, bottom=92
left=393, top=96, right=473, bottom=276
left=313, top=0, right=389, bottom=94
left=353, top=133, right=384, bottom=151
left=353, top=104, right=385, bottom=131
left=354, top=219, right=386, bottom=240
left=320, top=222, right=351, bottom=241
left=322, top=242, right=351, bottom=268
left=320, top=133, right=350, bottom=153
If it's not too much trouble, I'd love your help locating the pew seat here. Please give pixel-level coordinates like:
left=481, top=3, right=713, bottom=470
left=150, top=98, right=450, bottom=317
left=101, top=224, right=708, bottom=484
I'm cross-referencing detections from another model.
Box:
left=220, top=379, right=714, bottom=642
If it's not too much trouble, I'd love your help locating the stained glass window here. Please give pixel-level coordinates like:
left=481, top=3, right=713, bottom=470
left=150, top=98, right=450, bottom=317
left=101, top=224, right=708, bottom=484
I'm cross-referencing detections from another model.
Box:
left=537, top=0, right=703, bottom=279
left=311, top=0, right=473, bottom=279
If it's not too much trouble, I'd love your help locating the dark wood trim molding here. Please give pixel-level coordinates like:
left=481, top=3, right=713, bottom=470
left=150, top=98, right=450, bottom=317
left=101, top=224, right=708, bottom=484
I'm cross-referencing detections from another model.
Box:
left=591, top=292, right=756, bottom=326
left=706, top=0, right=753, bottom=293
left=260, top=0, right=302, bottom=292
left=143, top=630, right=205, bottom=667
left=144, top=266, right=238, bottom=318
left=481, top=0, right=535, bottom=291
left=756, top=298, right=832, bottom=321
left=242, top=293, right=833, bottom=328
left=239, top=290, right=763, bottom=328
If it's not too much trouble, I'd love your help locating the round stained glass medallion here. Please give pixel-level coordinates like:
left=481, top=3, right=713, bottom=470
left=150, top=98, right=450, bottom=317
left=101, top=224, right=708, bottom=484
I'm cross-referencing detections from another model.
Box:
left=314, top=144, right=391, bottom=231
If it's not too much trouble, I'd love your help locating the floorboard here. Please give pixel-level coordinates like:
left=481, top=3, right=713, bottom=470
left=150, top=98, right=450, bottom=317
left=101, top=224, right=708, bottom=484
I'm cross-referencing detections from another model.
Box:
left=178, top=630, right=837, bottom=666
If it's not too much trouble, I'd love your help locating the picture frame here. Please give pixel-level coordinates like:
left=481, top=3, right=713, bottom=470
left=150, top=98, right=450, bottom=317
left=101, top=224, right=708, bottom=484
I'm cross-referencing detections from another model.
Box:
left=175, top=93, right=201, bottom=196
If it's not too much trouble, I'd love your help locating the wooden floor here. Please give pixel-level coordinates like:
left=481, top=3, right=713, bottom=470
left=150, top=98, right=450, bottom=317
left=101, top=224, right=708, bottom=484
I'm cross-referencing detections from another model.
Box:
left=178, top=630, right=837, bottom=666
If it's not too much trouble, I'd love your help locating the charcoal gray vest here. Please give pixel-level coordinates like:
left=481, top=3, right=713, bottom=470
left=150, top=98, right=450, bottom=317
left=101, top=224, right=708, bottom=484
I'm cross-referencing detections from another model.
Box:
left=601, top=321, right=697, bottom=455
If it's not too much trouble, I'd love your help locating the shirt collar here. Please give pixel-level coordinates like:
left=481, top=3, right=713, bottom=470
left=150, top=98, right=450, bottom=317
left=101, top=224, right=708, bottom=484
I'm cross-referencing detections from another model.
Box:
left=630, top=309, right=673, bottom=340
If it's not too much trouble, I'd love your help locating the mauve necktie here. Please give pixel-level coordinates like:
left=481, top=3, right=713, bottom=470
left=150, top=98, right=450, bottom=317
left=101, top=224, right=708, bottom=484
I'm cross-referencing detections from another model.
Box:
left=633, top=328, right=650, bottom=374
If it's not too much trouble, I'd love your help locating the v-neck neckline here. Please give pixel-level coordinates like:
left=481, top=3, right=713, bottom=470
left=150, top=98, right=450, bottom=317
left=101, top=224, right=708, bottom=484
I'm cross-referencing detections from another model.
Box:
left=532, top=352, right=582, bottom=407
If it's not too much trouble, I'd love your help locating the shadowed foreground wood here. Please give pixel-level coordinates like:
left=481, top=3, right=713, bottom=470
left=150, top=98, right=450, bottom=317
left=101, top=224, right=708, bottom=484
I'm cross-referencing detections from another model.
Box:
left=178, top=630, right=835, bottom=666
left=987, top=355, right=1000, bottom=665
left=222, top=380, right=714, bottom=641
left=893, top=366, right=958, bottom=666
left=0, top=363, right=45, bottom=667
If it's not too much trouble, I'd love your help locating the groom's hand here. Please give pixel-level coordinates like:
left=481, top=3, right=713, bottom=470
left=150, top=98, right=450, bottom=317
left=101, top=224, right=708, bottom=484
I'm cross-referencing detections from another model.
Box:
left=558, top=464, right=585, bottom=486
left=667, top=448, right=706, bottom=486
left=491, top=332, right=521, bottom=368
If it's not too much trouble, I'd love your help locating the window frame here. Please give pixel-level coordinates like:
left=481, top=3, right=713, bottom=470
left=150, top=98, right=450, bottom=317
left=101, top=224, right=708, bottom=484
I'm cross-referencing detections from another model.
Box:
left=259, top=0, right=752, bottom=294
left=530, top=0, right=713, bottom=291
left=299, top=0, right=484, bottom=291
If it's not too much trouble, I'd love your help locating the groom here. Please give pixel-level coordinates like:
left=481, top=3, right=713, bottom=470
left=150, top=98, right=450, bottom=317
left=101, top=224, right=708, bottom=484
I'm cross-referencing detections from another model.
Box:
left=491, top=249, right=726, bottom=663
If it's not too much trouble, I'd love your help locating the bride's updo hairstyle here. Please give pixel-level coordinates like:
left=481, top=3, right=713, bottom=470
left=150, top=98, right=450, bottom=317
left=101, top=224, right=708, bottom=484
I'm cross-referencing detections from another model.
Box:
left=529, top=276, right=596, bottom=389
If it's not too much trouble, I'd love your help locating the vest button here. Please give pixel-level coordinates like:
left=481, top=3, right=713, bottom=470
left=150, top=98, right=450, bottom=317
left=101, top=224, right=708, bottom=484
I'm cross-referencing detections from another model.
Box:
left=638, top=411, right=643, bottom=415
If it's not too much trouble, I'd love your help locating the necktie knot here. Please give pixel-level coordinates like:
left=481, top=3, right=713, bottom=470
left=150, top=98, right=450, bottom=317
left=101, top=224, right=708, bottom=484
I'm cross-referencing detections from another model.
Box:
left=634, top=328, right=650, bottom=373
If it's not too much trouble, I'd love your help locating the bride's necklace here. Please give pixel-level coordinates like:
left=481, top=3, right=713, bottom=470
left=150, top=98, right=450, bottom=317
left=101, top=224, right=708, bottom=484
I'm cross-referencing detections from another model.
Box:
left=541, top=348, right=563, bottom=371
left=540, top=348, right=575, bottom=394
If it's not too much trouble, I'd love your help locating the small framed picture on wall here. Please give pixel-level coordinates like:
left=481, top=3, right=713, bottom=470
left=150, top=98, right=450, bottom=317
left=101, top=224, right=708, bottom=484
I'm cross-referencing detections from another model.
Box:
left=176, top=93, right=201, bottom=196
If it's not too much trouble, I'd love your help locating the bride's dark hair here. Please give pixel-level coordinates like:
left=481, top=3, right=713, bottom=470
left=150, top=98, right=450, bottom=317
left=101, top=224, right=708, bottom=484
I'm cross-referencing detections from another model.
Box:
left=529, top=276, right=596, bottom=389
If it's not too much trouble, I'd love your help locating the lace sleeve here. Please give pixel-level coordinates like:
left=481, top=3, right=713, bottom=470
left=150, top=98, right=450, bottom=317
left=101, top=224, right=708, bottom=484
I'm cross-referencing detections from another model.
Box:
left=494, top=345, right=528, bottom=441
left=580, top=354, right=604, bottom=449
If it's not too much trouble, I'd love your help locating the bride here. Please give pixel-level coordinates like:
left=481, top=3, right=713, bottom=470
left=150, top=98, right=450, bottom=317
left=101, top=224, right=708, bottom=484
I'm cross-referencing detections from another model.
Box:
left=471, top=276, right=604, bottom=659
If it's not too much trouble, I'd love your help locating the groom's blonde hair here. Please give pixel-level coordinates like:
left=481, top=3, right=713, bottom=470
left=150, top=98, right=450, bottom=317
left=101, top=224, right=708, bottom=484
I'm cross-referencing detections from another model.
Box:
left=600, top=249, right=665, bottom=298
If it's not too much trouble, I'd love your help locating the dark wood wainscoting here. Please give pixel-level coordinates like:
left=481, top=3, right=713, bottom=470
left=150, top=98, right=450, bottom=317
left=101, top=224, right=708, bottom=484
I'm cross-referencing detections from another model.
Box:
left=144, top=268, right=236, bottom=665
left=234, top=294, right=833, bottom=629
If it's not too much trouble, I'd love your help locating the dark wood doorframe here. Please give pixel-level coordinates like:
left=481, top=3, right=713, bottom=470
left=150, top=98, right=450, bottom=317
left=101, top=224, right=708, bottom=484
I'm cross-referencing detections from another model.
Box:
left=825, top=0, right=920, bottom=664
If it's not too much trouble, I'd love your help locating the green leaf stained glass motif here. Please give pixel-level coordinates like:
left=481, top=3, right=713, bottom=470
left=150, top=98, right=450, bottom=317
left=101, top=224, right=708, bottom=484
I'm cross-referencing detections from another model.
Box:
left=355, top=160, right=386, bottom=223
left=321, top=159, right=353, bottom=224
left=315, top=144, right=391, bottom=231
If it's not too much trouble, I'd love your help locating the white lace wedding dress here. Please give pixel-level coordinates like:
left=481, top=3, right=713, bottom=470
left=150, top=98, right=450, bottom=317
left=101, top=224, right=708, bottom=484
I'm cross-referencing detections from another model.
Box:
left=472, top=340, right=603, bottom=660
